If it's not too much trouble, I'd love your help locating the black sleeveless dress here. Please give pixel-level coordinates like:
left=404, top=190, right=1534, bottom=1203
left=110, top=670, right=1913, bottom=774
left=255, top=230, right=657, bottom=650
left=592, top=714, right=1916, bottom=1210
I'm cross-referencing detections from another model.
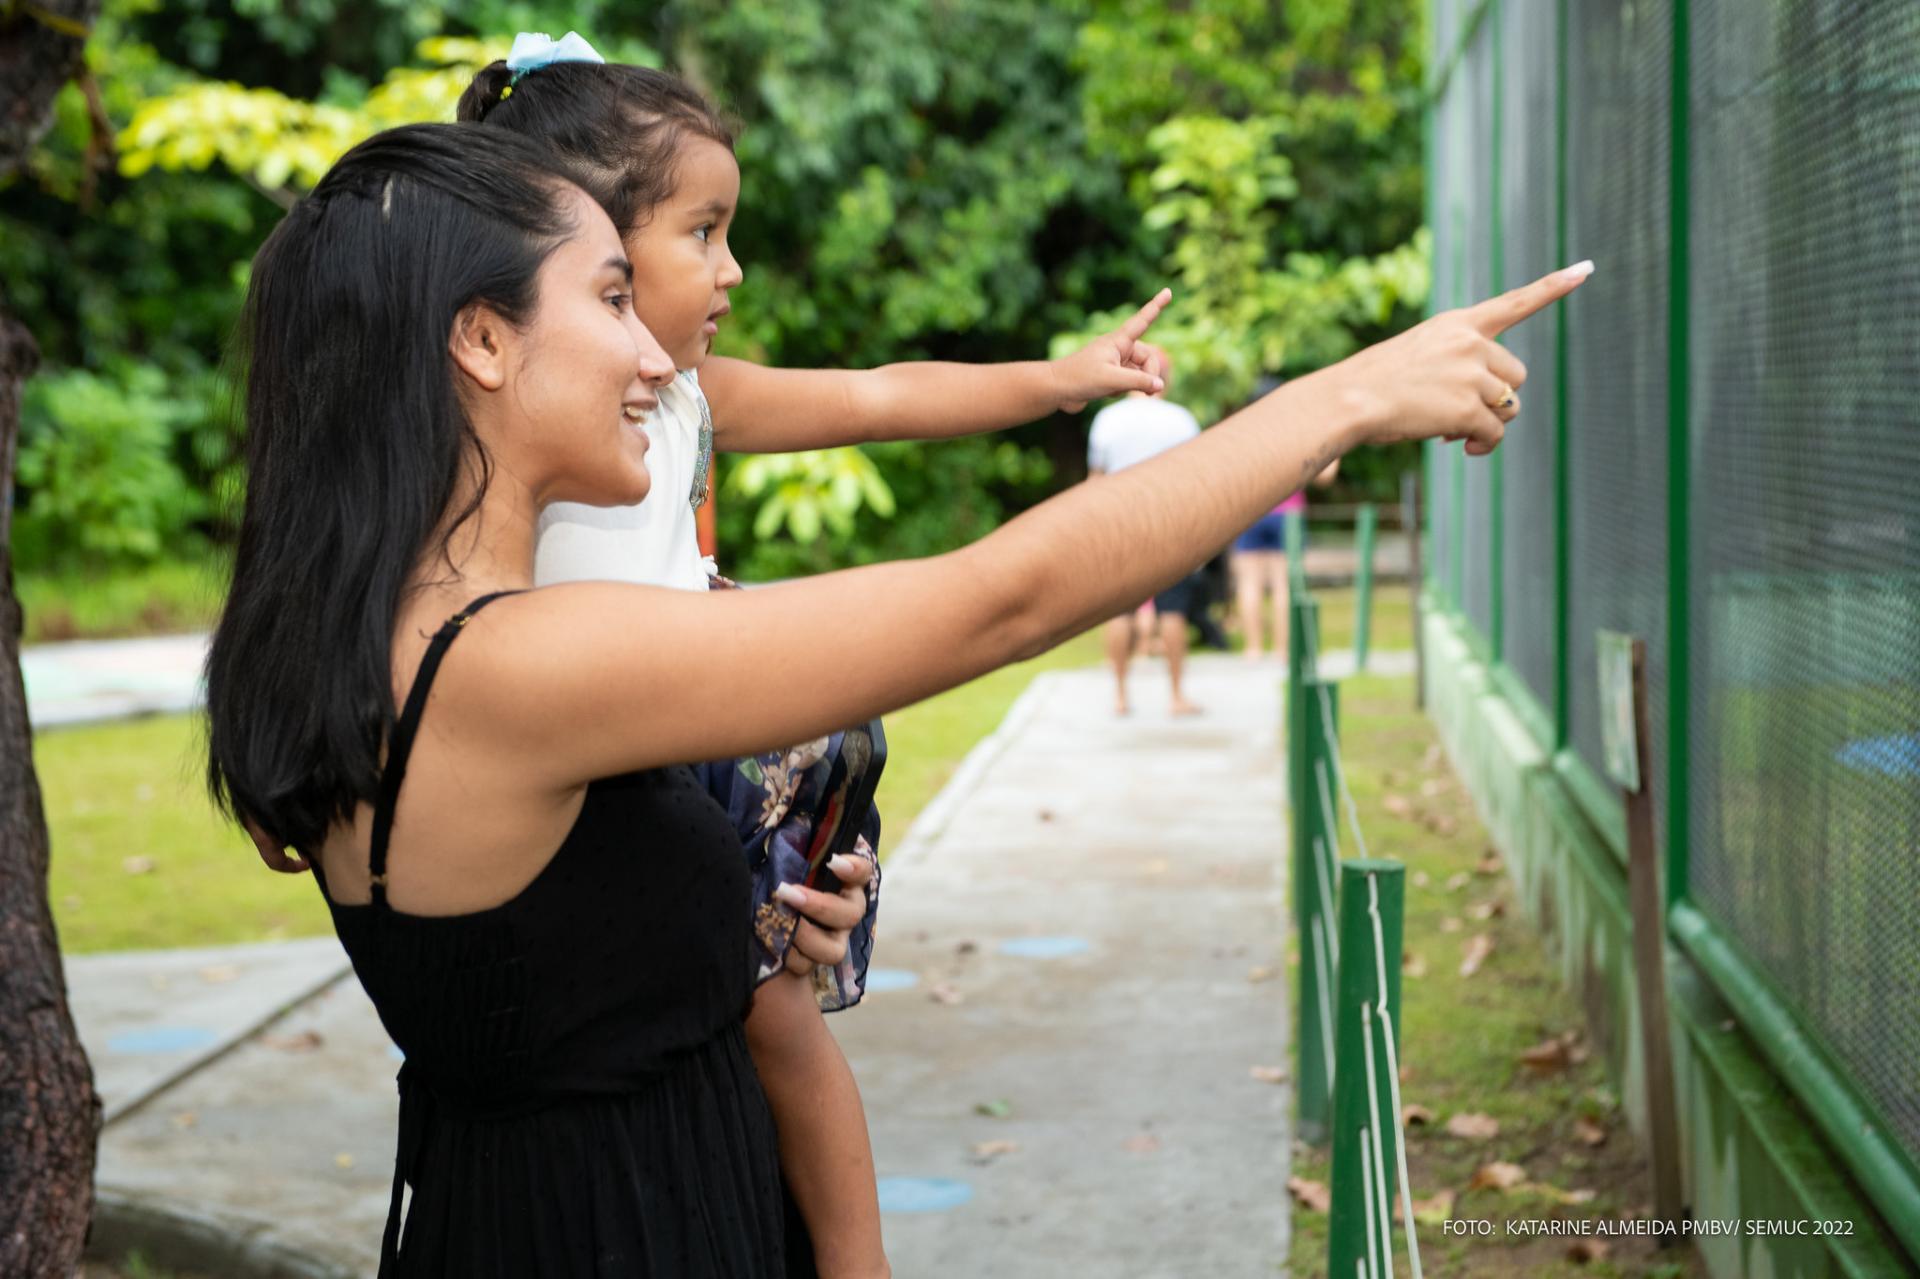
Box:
left=310, top=594, right=789, bottom=1276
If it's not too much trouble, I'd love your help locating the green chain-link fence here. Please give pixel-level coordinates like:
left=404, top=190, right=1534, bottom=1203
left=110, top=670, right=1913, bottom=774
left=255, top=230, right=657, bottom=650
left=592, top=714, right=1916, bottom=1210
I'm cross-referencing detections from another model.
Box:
left=1426, top=0, right=1920, bottom=1253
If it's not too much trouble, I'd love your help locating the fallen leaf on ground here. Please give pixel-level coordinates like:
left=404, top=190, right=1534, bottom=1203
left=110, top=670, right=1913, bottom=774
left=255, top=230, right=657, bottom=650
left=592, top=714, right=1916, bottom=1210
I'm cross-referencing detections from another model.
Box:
left=1573, top=1118, right=1608, bottom=1147
left=1402, top=951, right=1428, bottom=979
left=1459, top=934, right=1495, bottom=977
left=1423, top=745, right=1444, bottom=769
left=1445, top=871, right=1471, bottom=892
left=928, top=983, right=964, bottom=1006
left=1567, top=1239, right=1611, bottom=1264
left=974, top=1099, right=1012, bottom=1119
left=1035, top=809, right=1056, bottom=823
left=1249, top=1065, right=1288, bottom=1085
left=1439, top=916, right=1463, bottom=934
left=262, top=1030, right=324, bottom=1053
left=1420, top=778, right=1449, bottom=799
left=1445, top=1112, right=1500, bottom=1141
left=955, top=939, right=978, bottom=955
left=1411, top=870, right=1430, bottom=888
left=1467, top=898, right=1507, bottom=921
left=1246, top=965, right=1276, bottom=983
left=1423, top=813, right=1459, bottom=837
left=1398, top=1063, right=1415, bottom=1083
left=1468, top=1161, right=1528, bottom=1192
left=1401, top=1103, right=1435, bottom=1126
left=1383, top=794, right=1414, bottom=819
left=122, top=856, right=155, bottom=875
left=198, top=965, right=240, bottom=984
left=1394, top=1188, right=1455, bottom=1226
left=1122, top=1133, right=1162, bottom=1154
left=1519, top=1031, right=1585, bottom=1075
left=1287, top=1176, right=1331, bottom=1213
left=1476, top=852, right=1505, bottom=875
left=969, top=1139, right=1020, bottom=1163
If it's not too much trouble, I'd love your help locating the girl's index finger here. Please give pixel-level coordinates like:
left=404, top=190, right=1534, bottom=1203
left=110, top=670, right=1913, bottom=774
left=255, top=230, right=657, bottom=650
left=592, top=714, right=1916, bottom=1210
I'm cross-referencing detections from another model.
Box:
left=1117, top=288, right=1174, bottom=342
left=1466, top=261, right=1594, bottom=337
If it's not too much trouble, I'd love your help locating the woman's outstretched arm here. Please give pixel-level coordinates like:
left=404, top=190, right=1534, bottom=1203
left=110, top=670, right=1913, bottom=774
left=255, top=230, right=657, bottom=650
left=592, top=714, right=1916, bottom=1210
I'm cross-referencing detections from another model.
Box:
left=462, top=267, right=1587, bottom=789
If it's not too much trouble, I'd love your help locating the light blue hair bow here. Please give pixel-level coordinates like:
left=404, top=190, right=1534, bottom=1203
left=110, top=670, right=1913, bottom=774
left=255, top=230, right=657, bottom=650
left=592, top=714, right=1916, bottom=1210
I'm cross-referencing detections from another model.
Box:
left=505, top=31, right=605, bottom=84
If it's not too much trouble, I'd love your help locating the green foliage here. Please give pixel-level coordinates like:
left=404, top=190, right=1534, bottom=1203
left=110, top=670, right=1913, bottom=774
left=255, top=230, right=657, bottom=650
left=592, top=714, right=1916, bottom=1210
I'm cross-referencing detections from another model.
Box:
left=727, top=447, right=895, bottom=545
left=7, top=0, right=1429, bottom=587
left=14, top=363, right=215, bottom=566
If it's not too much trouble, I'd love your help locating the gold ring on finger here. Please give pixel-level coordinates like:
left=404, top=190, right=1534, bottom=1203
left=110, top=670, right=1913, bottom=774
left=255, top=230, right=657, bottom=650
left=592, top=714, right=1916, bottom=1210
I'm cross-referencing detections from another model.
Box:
left=1492, top=382, right=1517, bottom=412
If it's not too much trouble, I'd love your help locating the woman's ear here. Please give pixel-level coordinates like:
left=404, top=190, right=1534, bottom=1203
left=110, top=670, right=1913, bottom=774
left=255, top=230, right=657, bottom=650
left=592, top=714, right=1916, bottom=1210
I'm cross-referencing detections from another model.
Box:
left=449, top=302, right=509, bottom=392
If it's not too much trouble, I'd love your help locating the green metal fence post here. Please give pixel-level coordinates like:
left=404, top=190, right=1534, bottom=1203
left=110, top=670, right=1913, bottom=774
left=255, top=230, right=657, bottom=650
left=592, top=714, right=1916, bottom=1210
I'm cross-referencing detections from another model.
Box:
left=1328, top=859, right=1408, bottom=1279
left=1354, top=503, right=1378, bottom=670
left=1287, top=594, right=1321, bottom=826
left=1284, top=508, right=1307, bottom=601
left=1295, top=677, right=1341, bottom=1143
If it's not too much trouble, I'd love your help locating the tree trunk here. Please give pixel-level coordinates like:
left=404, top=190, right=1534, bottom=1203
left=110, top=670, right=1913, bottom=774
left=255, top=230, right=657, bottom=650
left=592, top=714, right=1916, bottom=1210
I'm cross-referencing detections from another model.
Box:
left=1, top=2, right=107, bottom=1274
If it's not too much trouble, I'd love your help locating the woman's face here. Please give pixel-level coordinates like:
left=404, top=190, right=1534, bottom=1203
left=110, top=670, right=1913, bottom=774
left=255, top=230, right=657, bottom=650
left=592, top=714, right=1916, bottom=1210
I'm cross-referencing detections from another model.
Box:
left=489, top=185, right=677, bottom=508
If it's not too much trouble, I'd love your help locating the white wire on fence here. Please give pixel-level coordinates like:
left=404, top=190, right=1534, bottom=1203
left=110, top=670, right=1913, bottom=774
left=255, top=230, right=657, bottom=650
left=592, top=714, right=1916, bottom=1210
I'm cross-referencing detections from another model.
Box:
left=1310, top=913, right=1337, bottom=1090
left=1372, top=873, right=1425, bottom=1279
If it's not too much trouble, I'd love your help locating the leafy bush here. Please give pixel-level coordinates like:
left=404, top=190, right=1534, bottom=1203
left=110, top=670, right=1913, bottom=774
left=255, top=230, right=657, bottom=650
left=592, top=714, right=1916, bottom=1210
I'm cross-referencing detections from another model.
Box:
left=14, top=363, right=214, bottom=567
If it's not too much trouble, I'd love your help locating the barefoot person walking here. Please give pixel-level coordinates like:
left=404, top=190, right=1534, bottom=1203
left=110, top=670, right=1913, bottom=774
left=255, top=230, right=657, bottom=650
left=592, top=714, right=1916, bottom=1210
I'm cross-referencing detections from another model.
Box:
left=1086, top=389, right=1208, bottom=716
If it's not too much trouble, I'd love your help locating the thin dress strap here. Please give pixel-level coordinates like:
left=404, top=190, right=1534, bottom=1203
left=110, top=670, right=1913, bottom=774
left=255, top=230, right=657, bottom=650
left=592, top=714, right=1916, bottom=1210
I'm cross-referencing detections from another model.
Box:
left=367, top=590, right=522, bottom=911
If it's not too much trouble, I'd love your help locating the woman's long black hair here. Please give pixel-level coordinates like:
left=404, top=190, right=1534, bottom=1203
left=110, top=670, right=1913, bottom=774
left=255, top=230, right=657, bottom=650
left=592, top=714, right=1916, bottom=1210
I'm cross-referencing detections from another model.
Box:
left=205, top=123, right=580, bottom=851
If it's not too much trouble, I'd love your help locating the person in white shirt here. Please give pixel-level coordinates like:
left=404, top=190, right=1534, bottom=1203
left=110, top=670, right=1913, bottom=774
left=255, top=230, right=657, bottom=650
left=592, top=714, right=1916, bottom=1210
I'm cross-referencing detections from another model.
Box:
left=1087, top=392, right=1207, bottom=716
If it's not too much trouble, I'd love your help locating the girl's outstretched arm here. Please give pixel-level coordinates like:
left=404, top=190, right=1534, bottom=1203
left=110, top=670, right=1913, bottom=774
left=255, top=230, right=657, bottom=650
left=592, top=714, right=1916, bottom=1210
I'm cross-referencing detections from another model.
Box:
left=700, top=291, right=1173, bottom=453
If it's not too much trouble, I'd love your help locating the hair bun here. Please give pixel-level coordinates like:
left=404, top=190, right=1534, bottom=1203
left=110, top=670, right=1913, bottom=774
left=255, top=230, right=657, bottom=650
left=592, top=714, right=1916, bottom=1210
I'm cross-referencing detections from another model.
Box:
left=456, top=61, right=516, bottom=123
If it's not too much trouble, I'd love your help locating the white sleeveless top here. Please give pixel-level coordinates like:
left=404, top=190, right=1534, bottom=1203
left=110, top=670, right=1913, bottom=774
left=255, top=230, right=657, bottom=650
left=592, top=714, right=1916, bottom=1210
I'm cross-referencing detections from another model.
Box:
left=534, top=369, right=713, bottom=593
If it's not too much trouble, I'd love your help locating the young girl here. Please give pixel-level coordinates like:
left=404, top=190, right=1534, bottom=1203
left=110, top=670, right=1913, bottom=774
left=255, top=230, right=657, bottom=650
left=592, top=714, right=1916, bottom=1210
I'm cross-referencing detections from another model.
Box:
left=460, top=32, right=1173, bottom=1277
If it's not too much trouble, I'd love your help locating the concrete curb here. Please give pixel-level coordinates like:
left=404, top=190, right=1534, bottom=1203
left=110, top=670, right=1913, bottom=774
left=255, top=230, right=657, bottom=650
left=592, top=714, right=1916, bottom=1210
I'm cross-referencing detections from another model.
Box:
left=90, top=1189, right=367, bottom=1279
left=102, top=962, right=355, bottom=1128
left=882, top=670, right=1060, bottom=873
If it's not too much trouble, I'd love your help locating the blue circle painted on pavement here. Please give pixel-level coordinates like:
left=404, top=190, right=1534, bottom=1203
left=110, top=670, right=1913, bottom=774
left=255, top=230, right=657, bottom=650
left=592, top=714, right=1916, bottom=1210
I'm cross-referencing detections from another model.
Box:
left=108, top=1026, right=218, bottom=1054
left=997, top=936, right=1090, bottom=959
left=877, top=1177, right=973, bottom=1214
left=864, top=968, right=919, bottom=993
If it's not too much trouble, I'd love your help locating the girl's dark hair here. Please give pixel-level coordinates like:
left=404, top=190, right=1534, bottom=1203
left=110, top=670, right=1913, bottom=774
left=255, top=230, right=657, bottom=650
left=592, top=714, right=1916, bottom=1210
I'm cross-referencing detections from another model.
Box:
left=206, top=122, right=580, bottom=851
left=456, top=60, right=734, bottom=232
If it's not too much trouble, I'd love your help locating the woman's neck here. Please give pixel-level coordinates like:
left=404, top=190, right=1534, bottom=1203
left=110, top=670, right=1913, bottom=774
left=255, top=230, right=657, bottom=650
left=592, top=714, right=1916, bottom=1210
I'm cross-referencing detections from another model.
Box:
left=410, top=456, right=542, bottom=603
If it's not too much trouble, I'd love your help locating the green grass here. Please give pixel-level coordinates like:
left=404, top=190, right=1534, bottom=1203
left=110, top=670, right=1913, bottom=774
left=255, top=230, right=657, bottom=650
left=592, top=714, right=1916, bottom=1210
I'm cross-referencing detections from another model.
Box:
left=872, top=628, right=1104, bottom=838
left=18, top=554, right=228, bottom=643
left=38, top=716, right=328, bottom=954
left=38, top=630, right=1108, bottom=953
left=1286, top=673, right=1704, bottom=1279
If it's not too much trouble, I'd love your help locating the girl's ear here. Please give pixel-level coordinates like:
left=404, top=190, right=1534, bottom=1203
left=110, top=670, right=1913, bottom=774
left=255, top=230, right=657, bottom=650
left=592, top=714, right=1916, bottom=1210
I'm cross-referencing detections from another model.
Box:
left=449, top=302, right=509, bottom=392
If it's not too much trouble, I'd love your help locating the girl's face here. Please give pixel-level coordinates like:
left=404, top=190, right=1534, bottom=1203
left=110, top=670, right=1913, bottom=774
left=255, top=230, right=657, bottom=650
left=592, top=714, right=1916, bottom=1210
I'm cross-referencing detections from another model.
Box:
left=471, top=185, right=676, bottom=509
left=625, top=137, right=743, bottom=371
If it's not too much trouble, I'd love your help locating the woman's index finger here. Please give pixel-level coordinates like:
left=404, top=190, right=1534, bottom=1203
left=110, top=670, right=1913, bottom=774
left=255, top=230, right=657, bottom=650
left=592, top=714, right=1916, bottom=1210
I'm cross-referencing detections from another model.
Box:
left=1466, top=261, right=1594, bottom=336
left=1117, top=288, right=1174, bottom=341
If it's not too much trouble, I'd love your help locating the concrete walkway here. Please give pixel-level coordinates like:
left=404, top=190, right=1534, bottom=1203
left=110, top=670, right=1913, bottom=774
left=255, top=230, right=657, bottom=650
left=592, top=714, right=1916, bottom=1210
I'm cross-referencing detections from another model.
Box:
left=61, top=653, right=1417, bottom=1275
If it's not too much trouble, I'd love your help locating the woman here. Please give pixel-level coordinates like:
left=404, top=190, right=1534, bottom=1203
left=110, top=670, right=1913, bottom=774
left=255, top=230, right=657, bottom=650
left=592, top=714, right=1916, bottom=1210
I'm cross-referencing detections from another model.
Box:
left=205, top=122, right=1578, bottom=1274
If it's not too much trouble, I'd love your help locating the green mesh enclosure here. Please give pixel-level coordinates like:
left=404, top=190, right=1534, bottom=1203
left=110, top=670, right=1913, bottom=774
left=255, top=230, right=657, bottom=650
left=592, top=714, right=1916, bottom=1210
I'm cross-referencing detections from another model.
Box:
left=1495, top=0, right=1558, bottom=710
left=1459, top=23, right=1497, bottom=640
left=1685, top=0, right=1920, bottom=1161
left=1426, top=0, right=1920, bottom=1195
left=1563, top=0, right=1671, bottom=832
